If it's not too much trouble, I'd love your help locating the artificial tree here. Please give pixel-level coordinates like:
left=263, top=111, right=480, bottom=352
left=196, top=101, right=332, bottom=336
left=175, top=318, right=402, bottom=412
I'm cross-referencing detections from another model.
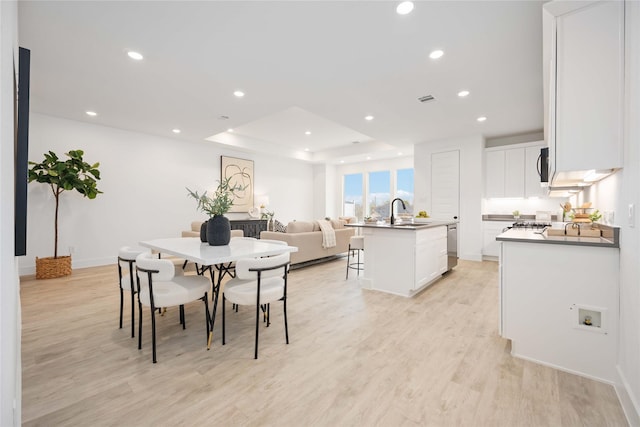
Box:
left=28, top=149, right=102, bottom=259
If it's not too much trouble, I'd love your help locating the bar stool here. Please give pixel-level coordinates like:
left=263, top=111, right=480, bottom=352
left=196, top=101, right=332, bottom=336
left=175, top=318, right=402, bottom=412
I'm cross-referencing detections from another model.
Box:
left=346, top=236, right=364, bottom=279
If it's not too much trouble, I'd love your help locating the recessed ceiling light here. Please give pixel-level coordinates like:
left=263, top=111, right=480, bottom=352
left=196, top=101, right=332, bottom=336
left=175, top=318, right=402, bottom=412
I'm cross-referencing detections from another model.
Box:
left=233, top=90, right=245, bottom=98
left=398, top=152, right=403, bottom=156
left=396, top=1, right=414, bottom=15
left=85, top=111, right=97, bottom=117
left=458, top=90, right=470, bottom=97
left=172, top=129, right=181, bottom=134
left=127, top=51, right=143, bottom=60
left=305, top=131, right=311, bottom=135
left=429, top=49, right=444, bottom=59
left=340, top=160, right=345, bottom=164
left=366, top=156, right=371, bottom=160
left=227, top=128, right=234, bottom=132
left=365, top=115, right=374, bottom=121
left=304, top=148, right=310, bottom=152
left=477, top=116, right=487, bottom=122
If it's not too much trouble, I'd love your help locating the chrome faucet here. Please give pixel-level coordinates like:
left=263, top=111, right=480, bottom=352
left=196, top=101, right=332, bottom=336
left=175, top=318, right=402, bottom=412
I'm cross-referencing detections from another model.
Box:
left=390, top=198, right=406, bottom=225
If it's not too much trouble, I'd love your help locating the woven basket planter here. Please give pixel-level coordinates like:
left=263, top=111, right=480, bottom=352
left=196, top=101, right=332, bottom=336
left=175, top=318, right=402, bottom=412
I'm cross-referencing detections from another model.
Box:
left=35, top=255, right=72, bottom=279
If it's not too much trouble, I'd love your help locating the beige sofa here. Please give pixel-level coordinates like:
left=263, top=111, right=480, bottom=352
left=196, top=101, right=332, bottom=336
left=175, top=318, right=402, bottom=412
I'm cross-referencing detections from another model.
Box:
left=182, top=221, right=243, bottom=238
left=260, top=219, right=355, bottom=265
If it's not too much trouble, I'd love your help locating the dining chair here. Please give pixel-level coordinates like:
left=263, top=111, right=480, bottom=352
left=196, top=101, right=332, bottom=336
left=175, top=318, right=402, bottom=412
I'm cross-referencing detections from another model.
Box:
left=222, top=251, right=290, bottom=359
left=135, top=252, right=211, bottom=363
left=117, top=246, right=150, bottom=338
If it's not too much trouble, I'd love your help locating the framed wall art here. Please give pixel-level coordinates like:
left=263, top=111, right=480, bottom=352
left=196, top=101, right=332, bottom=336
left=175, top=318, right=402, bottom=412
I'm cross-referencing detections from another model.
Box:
left=221, top=156, right=254, bottom=212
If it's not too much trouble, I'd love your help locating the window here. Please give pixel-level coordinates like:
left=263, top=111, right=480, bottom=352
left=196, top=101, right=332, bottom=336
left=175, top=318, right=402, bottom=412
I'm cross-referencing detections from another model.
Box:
left=343, top=173, right=363, bottom=220
left=368, top=170, right=391, bottom=218
left=396, top=168, right=414, bottom=214
left=342, top=168, right=414, bottom=220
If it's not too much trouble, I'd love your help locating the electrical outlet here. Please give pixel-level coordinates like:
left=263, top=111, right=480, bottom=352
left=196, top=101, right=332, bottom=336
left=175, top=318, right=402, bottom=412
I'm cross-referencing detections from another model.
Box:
left=629, top=204, right=635, bottom=228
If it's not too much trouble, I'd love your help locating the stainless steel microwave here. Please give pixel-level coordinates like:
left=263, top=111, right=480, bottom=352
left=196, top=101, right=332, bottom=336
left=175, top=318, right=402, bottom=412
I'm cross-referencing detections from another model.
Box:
left=538, top=147, right=549, bottom=184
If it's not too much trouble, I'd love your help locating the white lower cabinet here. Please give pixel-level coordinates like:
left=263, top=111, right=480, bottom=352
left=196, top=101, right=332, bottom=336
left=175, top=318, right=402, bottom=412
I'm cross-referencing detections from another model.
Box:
left=361, top=225, right=448, bottom=297
left=483, top=221, right=507, bottom=258
left=500, top=240, right=619, bottom=383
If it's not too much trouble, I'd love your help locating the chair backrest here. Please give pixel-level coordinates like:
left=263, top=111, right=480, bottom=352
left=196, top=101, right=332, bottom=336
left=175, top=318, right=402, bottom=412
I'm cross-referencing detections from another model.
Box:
left=135, top=252, right=175, bottom=282
left=235, top=252, right=290, bottom=280
left=118, top=246, right=150, bottom=263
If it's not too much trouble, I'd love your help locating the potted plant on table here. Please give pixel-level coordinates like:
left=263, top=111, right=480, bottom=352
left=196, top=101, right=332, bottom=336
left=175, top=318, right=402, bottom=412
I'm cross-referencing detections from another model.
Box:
left=187, top=177, right=245, bottom=246
left=28, top=149, right=102, bottom=279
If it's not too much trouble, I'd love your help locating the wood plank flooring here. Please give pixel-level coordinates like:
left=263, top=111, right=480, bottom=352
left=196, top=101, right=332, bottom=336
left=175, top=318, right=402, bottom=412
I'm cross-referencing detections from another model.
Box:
left=20, top=259, right=628, bottom=426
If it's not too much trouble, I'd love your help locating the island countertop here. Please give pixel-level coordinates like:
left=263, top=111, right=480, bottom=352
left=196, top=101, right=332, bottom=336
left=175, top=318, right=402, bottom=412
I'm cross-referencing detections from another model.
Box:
left=346, top=220, right=457, bottom=231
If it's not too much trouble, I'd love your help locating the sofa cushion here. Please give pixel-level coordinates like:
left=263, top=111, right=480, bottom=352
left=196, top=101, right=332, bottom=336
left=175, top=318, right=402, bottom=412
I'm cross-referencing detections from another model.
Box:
left=287, top=221, right=314, bottom=233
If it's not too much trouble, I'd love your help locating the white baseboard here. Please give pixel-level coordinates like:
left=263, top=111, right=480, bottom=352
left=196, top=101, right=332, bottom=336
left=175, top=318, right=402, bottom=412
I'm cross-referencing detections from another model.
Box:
left=616, top=366, right=640, bottom=427
left=18, top=256, right=115, bottom=277
left=460, top=252, right=483, bottom=262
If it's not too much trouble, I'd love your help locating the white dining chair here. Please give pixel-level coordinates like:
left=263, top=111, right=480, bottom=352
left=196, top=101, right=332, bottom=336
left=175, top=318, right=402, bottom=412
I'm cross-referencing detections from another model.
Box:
left=222, top=251, right=290, bottom=359
left=117, top=246, right=150, bottom=338
left=135, top=252, right=211, bottom=363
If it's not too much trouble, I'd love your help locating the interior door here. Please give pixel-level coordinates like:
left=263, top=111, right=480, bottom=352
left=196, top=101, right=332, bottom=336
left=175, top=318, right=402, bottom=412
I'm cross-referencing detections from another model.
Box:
left=431, top=150, right=460, bottom=221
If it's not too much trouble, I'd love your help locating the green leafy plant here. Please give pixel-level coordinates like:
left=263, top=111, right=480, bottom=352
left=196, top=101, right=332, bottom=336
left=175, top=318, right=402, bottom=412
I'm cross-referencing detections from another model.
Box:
left=260, top=209, right=275, bottom=221
left=28, top=149, right=102, bottom=258
left=186, top=177, right=245, bottom=217
left=589, top=209, right=602, bottom=223
left=512, top=210, right=520, bottom=217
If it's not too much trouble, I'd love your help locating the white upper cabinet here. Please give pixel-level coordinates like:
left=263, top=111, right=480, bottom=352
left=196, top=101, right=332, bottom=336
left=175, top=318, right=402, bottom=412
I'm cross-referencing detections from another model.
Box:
left=544, top=1, right=624, bottom=186
left=485, top=142, right=545, bottom=198
left=525, top=146, right=546, bottom=198
left=504, top=149, right=525, bottom=198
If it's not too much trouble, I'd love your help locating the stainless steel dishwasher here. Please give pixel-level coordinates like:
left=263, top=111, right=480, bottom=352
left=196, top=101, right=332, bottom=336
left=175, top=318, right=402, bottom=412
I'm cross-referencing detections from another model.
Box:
left=447, top=224, right=458, bottom=271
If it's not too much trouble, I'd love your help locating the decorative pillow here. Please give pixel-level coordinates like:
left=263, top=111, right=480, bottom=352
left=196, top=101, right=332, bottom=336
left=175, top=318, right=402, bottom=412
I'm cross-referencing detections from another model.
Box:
left=287, top=221, right=314, bottom=233
left=330, top=219, right=346, bottom=229
left=273, top=219, right=287, bottom=233
left=312, top=221, right=321, bottom=232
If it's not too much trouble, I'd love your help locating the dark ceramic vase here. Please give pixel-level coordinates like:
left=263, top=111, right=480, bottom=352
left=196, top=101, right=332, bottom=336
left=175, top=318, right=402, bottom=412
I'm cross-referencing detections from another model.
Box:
left=207, top=215, right=231, bottom=246
left=199, top=222, right=207, bottom=242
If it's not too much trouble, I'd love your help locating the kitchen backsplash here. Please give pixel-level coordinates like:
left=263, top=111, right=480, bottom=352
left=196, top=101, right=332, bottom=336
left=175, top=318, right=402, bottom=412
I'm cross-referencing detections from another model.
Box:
left=483, top=197, right=571, bottom=218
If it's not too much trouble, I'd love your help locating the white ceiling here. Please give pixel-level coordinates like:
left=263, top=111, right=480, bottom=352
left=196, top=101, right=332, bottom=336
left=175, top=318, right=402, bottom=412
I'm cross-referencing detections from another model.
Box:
left=18, top=0, right=545, bottom=164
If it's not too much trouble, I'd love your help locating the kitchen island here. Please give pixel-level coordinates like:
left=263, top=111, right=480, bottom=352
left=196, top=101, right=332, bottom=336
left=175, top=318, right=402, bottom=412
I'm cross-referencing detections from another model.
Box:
left=346, top=221, right=457, bottom=297
left=496, top=225, right=620, bottom=383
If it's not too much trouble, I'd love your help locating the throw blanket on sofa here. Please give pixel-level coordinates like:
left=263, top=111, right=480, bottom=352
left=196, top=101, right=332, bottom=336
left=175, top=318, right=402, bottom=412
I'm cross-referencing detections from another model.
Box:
left=317, top=220, right=336, bottom=249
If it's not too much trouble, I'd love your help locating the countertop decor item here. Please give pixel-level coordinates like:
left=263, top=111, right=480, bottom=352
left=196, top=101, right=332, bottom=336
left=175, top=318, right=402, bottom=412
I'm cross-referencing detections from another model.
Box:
left=28, top=149, right=102, bottom=279
left=187, top=177, right=246, bottom=245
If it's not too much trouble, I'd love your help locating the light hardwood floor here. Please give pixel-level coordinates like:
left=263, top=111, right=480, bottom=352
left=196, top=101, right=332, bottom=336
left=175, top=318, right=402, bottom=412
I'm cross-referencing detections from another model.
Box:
left=21, top=258, right=628, bottom=426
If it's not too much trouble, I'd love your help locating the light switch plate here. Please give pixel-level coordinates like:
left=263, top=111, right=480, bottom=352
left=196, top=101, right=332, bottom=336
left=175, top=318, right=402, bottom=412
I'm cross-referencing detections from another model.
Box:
left=629, top=204, right=635, bottom=228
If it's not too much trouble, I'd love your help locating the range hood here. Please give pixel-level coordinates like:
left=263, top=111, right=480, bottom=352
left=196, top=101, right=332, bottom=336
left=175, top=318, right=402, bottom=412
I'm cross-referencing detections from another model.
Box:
left=545, top=184, right=589, bottom=198
left=550, top=169, right=616, bottom=187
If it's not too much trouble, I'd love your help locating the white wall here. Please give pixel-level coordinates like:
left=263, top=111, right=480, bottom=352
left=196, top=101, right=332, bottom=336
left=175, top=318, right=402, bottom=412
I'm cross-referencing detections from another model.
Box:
left=610, top=2, right=640, bottom=422
left=20, top=113, right=315, bottom=275
left=414, top=135, right=484, bottom=261
left=1, top=1, right=21, bottom=425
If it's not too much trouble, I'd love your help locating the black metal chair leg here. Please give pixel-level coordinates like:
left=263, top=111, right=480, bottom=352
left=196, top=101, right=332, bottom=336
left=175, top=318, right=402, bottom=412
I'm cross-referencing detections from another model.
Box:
left=151, top=305, right=157, bottom=363
left=119, top=288, right=124, bottom=328
left=138, top=299, right=143, bottom=350
left=222, top=295, right=226, bottom=345
left=345, top=245, right=351, bottom=279
left=203, top=293, right=210, bottom=341
left=284, top=296, right=289, bottom=344
left=255, top=296, right=260, bottom=359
